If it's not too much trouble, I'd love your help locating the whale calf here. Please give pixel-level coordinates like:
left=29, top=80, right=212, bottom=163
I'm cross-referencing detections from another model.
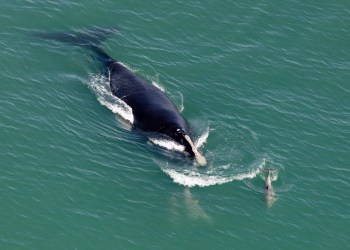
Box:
left=265, top=169, right=276, bottom=207
left=36, top=28, right=206, bottom=166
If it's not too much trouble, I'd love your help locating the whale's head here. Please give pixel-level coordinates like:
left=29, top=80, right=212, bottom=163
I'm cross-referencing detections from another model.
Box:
left=174, top=128, right=207, bottom=166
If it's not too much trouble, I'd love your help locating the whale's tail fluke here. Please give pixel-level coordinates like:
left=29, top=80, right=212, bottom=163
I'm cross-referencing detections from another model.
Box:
left=34, top=27, right=117, bottom=47
left=34, top=27, right=117, bottom=73
left=88, top=45, right=115, bottom=69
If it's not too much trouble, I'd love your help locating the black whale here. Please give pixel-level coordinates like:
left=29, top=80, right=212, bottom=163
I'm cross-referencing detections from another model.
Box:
left=37, top=29, right=206, bottom=166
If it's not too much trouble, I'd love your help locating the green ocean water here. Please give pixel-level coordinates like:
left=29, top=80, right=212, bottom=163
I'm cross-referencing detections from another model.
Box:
left=1, top=0, right=349, bottom=249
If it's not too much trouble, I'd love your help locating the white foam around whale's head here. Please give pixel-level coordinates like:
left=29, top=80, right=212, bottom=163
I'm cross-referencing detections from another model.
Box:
left=149, top=137, right=185, bottom=152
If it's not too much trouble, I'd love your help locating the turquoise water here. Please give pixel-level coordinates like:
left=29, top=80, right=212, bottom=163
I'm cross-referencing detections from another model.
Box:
left=1, top=0, right=349, bottom=249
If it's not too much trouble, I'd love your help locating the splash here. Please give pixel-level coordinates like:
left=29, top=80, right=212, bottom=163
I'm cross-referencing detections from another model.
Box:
left=260, top=158, right=279, bottom=181
left=152, top=81, right=165, bottom=92
left=87, top=74, right=134, bottom=124
left=195, top=126, right=209, bottom=148
left=148, top=125, right=210, bottom=152
left=162, top=161, right=265, bottom=188
left=270, top=170, right=279, bottom=182
left=170, top=92, right=184, bottom=113
left=149, top=137, right=185, bottom=152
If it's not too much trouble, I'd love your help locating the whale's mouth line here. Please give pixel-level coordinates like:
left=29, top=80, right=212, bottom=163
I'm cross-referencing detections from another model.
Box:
left=183, top=134, right=207, bottom=166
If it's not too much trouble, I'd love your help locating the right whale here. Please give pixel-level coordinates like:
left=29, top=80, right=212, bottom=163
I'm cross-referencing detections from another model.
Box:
left=37, top=29, right=207, bottom=166
left=265, top=169, right=276, bottom=207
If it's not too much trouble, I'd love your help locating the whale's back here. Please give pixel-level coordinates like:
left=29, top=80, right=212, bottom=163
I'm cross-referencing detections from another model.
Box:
left=108, top=62, right=188, bottom=133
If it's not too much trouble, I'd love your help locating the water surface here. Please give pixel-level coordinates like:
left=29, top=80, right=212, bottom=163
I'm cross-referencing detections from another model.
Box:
left=1, top=0, right=349, bottom=249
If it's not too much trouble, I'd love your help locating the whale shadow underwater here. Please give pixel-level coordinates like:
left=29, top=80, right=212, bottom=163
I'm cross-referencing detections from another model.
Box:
left=36, top=28, right=207, bottom=166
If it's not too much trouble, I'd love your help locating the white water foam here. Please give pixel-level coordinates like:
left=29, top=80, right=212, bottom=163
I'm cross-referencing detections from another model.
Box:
left=149, top=137, right=185, bottom=152
left=270, top=171, right=279, bottom=182
left=152, top=81, right=165, bottom=92
left=118, top=62, right=133, bottom=71
left=171, top=92, right=184, bottom=113
left=87, top=74, right=134, bottom=124
left=149, top=125, right=210, bottom=153
left=259, top=158, right=279, bottom=181
left=161, top=160, right=265, bottom=188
